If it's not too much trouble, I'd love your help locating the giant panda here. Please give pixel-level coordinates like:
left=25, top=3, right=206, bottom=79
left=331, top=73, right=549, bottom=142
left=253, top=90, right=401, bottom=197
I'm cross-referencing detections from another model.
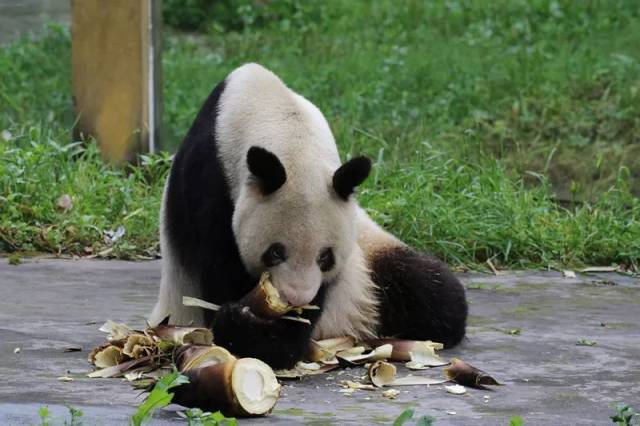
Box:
left=150, top=63, right=467, bottom=369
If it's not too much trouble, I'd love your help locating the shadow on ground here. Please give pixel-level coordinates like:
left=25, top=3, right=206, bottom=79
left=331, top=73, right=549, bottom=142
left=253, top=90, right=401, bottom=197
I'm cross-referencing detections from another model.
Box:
left=0, top=259, right=638, bottom=425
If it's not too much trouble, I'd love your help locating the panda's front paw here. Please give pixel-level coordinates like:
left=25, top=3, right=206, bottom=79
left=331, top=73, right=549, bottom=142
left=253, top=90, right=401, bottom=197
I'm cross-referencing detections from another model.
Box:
left=231, top=302, right=274, bottom=325
left=212, top=302, right=273, bottom=335
left=211, top=301, right=313, bottom=369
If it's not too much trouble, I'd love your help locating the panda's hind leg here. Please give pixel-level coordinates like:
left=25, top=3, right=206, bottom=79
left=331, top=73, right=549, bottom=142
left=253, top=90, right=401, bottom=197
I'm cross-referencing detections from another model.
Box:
left=371, top=247, right=468, bottom=347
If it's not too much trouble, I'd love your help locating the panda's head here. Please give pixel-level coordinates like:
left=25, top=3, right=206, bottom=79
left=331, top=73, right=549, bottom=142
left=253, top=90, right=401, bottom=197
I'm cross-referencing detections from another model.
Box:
left=232, top=146, right=371, bottom=307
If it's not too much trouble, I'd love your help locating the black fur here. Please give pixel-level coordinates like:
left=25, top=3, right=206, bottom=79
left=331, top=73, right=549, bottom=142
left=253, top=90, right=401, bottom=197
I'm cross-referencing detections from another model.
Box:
left=332, top=156, right=371, bottom=200
left=165, top=80, right=253, bottom=306
left=213, top=285, right=328, bottom=369
left=247, top=146, right=287, bottom=195
left=165, top=80, right=322, bottom=369
left=372, top=247, right=468, bottom=347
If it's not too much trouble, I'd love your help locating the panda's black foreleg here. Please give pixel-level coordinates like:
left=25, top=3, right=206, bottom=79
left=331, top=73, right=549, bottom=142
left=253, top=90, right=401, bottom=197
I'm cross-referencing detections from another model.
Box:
left=211, top=287, right=326, bottom=369
left=372, top=247, right=468, bottom=347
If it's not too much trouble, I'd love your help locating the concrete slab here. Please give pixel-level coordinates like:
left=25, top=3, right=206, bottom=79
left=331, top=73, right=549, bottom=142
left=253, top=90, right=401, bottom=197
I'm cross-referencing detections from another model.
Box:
left=0, top=259, right=638, bottom=425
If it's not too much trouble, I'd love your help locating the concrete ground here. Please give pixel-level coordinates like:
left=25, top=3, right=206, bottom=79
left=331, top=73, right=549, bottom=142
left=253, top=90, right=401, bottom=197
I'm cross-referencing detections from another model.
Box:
left=0, top=259, right=638, bottom=425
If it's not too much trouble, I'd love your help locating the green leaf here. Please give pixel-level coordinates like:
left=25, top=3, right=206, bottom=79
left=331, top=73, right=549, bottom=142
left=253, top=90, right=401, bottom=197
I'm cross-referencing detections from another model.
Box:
left=611, top=403, right=637, bottom=426
left=509, top=415, right=524, bottom=426
left=415, top=415, right=436, bottom=426
left=393, top=409, right=415, bottom=426
left=39, top=406, right=51, bottom=426
left=130, top=368, right=190, bottom=426
left=65, top=405, right=84, bottom=426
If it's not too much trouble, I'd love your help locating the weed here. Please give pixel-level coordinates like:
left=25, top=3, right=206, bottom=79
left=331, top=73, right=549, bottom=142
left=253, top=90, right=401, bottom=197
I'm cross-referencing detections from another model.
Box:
left=509, top=416, right=524, bottom=426
left=131, top=368, right=189, bottom=426
left=393, top=408, right=435, bottom=426
left=39, top=406, right=51, bottom=426
left=130, top=369, right=236, bottom=426
left=611, top=403, right=638, bottom=426
left=37, top=405, right=83, bottom=426
left=179, top=408, right=238, bottom=426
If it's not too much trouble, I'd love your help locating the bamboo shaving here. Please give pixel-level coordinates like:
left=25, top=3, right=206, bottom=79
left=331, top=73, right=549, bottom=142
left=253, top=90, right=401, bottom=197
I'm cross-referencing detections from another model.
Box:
left=182, top=296, right=222, bottom=311
left=392, top=376, right=450, bottom=386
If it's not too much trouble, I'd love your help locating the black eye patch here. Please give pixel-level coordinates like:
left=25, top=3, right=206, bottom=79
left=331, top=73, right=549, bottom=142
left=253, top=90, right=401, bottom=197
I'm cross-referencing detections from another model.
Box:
left=317, top=247, right=335, bottom=272
left=262, top=243, right=287, bottom=267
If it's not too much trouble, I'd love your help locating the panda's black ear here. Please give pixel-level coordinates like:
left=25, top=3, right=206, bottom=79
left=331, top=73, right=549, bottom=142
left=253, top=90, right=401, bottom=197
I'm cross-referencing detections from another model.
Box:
left=332, top=156, right=371, bottom=201
left=247, top=146, right=287, bottom=195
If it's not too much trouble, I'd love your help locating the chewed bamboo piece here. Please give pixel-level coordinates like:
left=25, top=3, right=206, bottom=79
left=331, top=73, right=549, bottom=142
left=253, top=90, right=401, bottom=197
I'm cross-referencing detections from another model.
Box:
left=367, top=360, right=450, bottom=387
left=241, top=273, right=290, bottom=317
left=240, top=272, right=319, bottom=319
left=183, top=272, right=318, bottom=325
left=274, top=361, right=339, bottom=379
left=307, top=336, right=356, bottom=364
left=336, top=343, right=393, bottom=365
left=444, top=358, right=502, bottom=388
left=175, top=344, right=236, bottom=371
left=173, top=345, right=280, bottom=416
left=361, top=338, right=445, bottom=364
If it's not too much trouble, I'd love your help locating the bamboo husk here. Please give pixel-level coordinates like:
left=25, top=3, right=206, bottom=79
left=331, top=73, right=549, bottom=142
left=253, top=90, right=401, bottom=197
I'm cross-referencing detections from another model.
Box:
left=368, top=360, right=397, bottom=387
left=149, top=324, right=213, bottom=346
left=361, top=339, right=444, bottom=363
left=336, top=343, right=393, bottom=365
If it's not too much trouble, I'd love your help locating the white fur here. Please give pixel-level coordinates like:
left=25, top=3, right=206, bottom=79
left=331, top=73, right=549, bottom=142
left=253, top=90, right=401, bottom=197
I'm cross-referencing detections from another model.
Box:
left=216, top=64, right=340, bottom=201
left=151, top=63, right=396, bottom=338
left=356, top=207, right=405, bottom=260
left=218, top=63, right=366, bottom=308
left=313, top=244, right=379, bottom=339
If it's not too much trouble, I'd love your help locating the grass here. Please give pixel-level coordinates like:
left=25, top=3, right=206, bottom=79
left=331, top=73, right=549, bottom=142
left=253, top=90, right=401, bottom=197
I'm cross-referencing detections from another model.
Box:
left=1, top=0, right=639, bottom=269
left=0, top=125, right=169, bottom=258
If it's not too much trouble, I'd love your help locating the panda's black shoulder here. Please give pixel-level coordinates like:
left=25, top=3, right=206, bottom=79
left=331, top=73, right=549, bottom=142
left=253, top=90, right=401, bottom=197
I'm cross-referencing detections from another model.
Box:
left=164, top=78, right=251, bottom=304
left=165, top=79, right=229, bottom=247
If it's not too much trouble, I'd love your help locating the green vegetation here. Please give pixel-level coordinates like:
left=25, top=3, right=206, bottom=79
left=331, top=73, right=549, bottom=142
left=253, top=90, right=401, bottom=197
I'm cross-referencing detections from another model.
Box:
left=611, top=403, right=638, bottom=426
left=131, top=369, right=237, bottom=426
left=509, top=416, right=524, bottom=426
left=35, top=372, right=235, bottom=425
left=38, top=405, right=83, bottom=426
left=393, top=408, right=435, bottom=426
left=131, top=368, right=190, bottom=426
left=0, top=128, right=169, bottom=258
left=179, top=409, right=238, bottom=426
left=1, top=0, right=639, bottom=269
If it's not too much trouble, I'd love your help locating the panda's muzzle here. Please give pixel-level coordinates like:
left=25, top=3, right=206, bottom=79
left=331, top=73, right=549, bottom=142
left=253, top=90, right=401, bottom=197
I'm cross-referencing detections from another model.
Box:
left=281, top=286, right=318, bottom=307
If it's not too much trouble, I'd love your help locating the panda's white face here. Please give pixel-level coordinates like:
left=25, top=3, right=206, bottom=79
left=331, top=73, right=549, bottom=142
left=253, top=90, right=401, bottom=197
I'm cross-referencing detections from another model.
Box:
left=233, top=165, right=359, bottom=307
left=232, top=147, right=370, bottom=307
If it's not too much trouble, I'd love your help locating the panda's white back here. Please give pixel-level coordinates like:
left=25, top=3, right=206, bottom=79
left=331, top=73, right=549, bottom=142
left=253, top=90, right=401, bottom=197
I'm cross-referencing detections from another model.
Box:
left=216, top=63, right=341, bottom=201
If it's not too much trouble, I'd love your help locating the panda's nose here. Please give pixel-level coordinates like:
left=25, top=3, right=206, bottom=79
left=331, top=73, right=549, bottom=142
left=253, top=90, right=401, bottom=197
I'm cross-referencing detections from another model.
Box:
left=281, top=287, right=316, bottom=307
